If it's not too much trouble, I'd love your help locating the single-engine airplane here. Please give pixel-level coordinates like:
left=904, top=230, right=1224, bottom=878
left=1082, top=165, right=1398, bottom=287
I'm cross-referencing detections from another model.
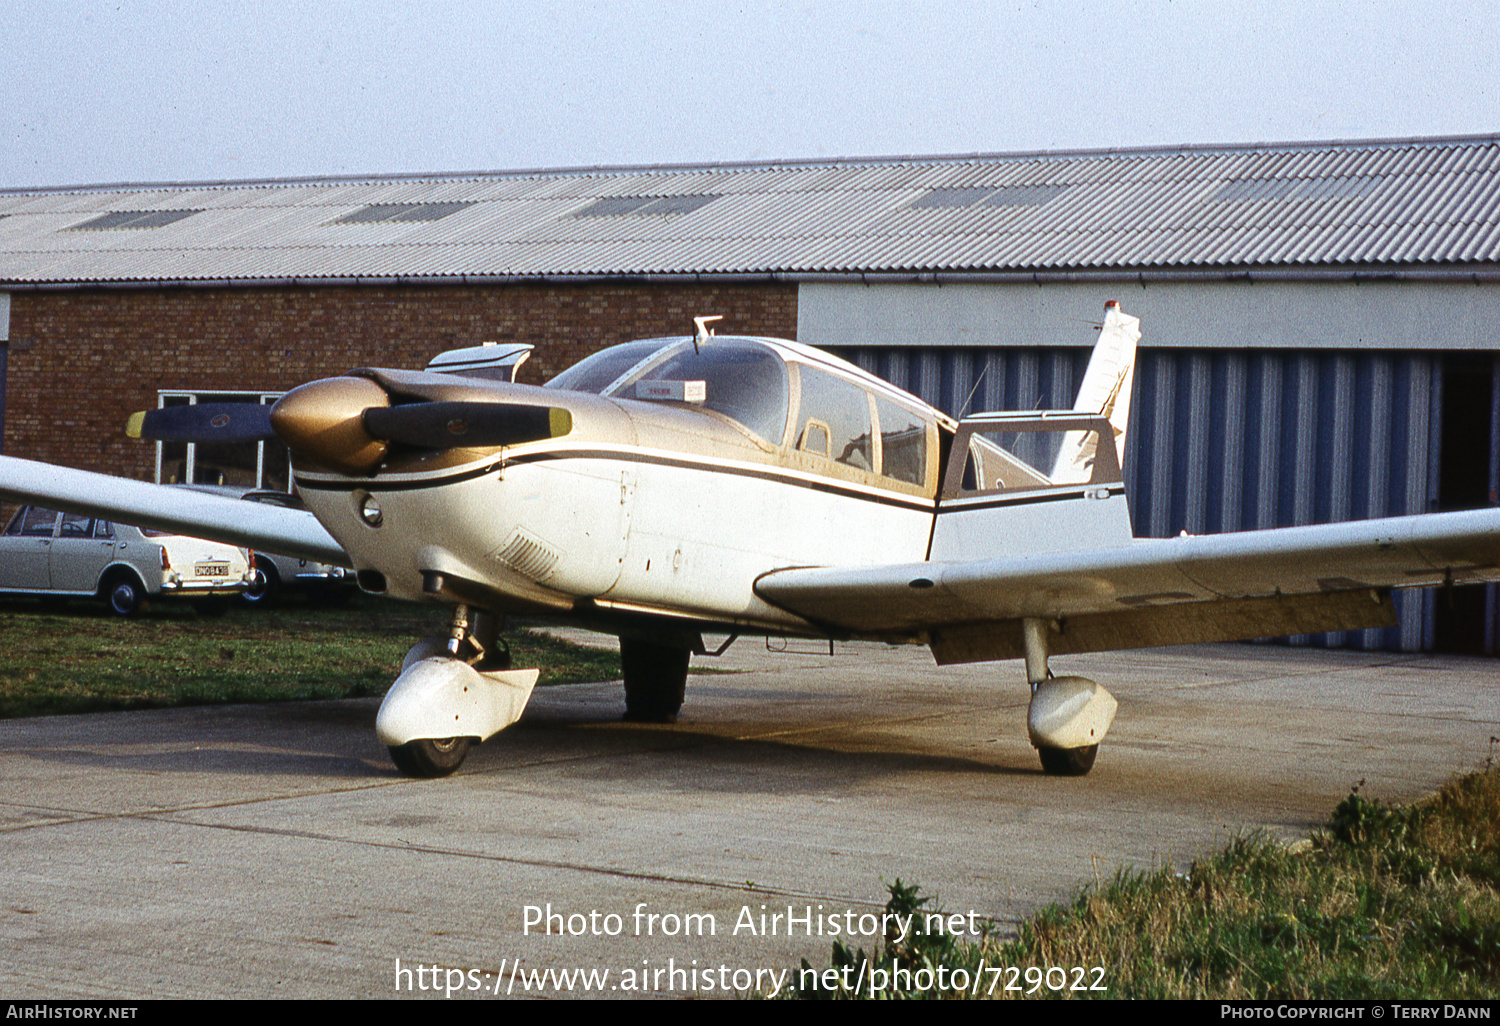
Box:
left=4, top=302, right=1500, bottom=778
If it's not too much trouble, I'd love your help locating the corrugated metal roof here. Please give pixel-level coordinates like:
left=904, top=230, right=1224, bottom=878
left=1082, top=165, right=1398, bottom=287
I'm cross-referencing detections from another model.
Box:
left=3, top=135, right=1500, bottom=286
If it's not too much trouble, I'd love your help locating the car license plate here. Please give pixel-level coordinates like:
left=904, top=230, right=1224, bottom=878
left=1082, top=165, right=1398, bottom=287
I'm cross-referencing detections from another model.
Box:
left=195, top=562, right=229, bottom=577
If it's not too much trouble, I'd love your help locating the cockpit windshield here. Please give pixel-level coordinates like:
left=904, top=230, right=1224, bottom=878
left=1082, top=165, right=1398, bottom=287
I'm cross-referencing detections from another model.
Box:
left=545, top=339, right=665, bottom=395
left=547, top=337, right=790, bottom=444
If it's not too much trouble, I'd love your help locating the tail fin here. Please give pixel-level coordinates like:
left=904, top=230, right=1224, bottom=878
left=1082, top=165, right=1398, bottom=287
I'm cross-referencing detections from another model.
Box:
left=1050, top=301, right=1141, bottom=480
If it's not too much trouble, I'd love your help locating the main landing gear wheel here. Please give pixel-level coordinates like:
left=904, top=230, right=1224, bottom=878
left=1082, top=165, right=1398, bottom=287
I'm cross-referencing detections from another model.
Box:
left=1037, top=744, right=1098, bottom=777
left=620, top=637, right=689, bottom=722
left=388, top=737, right=473, bottom=778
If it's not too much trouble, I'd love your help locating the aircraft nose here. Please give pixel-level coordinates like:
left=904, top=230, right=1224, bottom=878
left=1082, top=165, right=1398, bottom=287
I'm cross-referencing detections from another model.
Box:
left=269, top=376, right=391, bottom=475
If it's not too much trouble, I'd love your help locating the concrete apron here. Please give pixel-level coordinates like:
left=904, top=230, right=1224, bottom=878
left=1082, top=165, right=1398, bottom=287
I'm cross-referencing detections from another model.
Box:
left=2, top=638, right=1495, bottom=998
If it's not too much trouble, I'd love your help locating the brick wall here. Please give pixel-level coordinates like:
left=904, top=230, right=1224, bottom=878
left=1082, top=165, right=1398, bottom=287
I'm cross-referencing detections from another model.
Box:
left=3, top=281, right=797, bottom=480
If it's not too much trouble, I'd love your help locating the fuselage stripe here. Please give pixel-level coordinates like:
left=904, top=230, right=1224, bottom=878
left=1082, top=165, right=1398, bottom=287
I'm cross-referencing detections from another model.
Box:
left=296, top=447, right=940, bottom=512
left=935, top=485, right=1126, bottom=513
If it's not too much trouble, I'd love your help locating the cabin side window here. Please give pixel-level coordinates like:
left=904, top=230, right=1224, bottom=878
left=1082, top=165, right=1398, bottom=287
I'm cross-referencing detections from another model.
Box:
left=792, top=364, right=937, bottom=495
left=796, top=366, right=873, bottom=471
left=9, top=507, right=60, bottom=537
left=58, top=512, right=96, bottom=538
left=874, top=396, right=928, bottom=487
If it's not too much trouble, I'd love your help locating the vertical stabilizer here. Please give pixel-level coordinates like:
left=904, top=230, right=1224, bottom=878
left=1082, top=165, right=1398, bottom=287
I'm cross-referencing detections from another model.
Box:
left=1050, top=301, right=1141, bottom=480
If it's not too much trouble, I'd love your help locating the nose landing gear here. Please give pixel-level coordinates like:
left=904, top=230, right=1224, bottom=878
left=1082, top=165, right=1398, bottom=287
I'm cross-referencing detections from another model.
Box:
left=379, top=604, right=539, bottom=778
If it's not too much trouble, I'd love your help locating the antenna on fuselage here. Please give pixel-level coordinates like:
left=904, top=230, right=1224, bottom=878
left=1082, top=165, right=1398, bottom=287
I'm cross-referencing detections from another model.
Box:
left=957, top=366, right=989, bottom=418
left=692, top=315, right=723, bottom=354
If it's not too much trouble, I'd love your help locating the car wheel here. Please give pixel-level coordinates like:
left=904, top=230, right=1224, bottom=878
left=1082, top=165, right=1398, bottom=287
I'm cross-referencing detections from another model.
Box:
left=106, top=576, right=145, bottom=617
left=243, top=565, right=279, bottom=606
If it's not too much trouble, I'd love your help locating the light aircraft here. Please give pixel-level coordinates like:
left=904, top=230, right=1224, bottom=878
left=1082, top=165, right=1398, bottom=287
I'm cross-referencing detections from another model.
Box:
left=4, top=303, right=1500, bottom=778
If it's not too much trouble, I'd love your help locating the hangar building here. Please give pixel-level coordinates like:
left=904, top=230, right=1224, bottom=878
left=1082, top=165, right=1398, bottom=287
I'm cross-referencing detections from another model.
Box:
left=2, top=133, right=1499, bottom=652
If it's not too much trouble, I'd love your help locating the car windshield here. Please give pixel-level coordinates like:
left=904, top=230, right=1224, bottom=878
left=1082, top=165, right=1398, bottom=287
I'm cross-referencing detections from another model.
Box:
left=548, top=337, right=791, bottom=444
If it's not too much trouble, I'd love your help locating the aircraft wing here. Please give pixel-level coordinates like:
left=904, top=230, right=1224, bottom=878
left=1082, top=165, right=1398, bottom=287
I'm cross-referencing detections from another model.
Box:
left=754, top=509, right=1500, bottom=664
left=0, top=455, right=349, bottom=567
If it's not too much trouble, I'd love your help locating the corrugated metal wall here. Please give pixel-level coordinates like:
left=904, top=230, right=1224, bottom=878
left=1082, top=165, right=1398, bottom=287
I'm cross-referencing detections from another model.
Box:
left=837, top=345, right=1496, bottom=652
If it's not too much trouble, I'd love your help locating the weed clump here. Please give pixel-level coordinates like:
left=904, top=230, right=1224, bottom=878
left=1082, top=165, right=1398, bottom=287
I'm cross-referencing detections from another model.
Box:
left=783, top=769, right=1500, bottom=999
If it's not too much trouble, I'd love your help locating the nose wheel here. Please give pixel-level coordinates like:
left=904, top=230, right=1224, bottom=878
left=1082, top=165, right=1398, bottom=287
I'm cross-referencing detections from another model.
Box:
left=388, top=736, right=473, bottom=778
left=380, top=604, right=538, bottom=778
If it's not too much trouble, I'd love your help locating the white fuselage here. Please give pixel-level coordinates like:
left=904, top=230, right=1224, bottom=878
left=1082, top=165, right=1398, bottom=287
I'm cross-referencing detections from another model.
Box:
left=297, top=437, right=936, bottom=633
left=288, top=335, right=1133, bottom=640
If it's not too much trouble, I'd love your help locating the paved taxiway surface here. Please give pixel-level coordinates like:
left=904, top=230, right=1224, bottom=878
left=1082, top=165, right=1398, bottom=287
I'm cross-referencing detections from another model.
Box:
left=3, top=636, right=1497, bottom=998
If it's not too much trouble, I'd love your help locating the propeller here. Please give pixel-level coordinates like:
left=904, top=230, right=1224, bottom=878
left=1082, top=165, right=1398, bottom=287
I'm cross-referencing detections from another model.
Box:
left=125, top=403, right=275, bottom=443
left=362, top=402, right=571, bottom=450
left=128, top=376, right=574, bottom=476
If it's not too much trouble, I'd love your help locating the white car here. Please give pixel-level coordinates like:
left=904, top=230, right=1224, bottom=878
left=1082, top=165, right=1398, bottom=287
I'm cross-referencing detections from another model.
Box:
left=0, top=504, right=252, bottom=615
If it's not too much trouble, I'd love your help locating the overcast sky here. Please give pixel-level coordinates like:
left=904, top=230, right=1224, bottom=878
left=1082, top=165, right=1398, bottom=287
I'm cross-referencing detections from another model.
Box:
left=5, top=0, right=1498, bottom=189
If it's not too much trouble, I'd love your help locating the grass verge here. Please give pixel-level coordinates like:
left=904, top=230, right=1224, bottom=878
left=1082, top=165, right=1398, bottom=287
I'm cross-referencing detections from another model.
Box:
left=786, top=769, right=1500, bottom=999
left=0, top=596, right=623, bottom=717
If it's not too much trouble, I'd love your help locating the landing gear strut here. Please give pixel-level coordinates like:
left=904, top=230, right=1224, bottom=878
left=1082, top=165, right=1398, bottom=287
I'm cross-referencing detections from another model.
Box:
left=620, top=636, right=690, bottom=722
left=379, top=604, right=540, bottom=778
left=1021, top=617, right=1116, bottom=776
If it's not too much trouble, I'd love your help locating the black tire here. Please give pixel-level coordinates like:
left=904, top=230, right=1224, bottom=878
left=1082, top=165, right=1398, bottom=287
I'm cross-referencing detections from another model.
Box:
left=104, top=575, right=145, bottom=617
left=1037, top=744, right=1098, bottom=776
left=620, top=637, right=690, bottom=722
left=243, top=564, right=279, bottom=606
left=388, top=737, right=473, bottom=778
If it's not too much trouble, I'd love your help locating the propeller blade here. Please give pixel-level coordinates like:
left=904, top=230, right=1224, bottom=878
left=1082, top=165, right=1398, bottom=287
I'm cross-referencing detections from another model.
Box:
left=126, top=403, right=276, bottom=443
left=362, top=402, right=572, bottom=449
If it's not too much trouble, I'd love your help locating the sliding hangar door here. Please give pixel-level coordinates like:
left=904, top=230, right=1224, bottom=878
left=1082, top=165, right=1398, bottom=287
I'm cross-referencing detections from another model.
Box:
left=800, top=280, right=1500, bottom=654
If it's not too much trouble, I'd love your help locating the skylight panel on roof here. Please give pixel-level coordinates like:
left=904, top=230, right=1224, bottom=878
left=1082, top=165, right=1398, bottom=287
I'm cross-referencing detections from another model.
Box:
left=1208, top=176, right=1382, bottom=203
left=66, top=209, right=202, bottom=231
left=909, top=187, right=994, bottom=209
left=908, top=184, right=1070, bottom=210
left=982, top=184, right=1071, bottom=207
left=644, top=194, right=717, bottom=216
left=572, top=194, right=720, bottom=218
left=332, top=202, right=475, bottom=225
left=574, top=196, right=657, bottom=217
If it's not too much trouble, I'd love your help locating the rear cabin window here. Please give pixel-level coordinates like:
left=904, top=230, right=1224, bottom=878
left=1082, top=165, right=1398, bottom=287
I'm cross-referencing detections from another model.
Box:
left=875, top=396, right=928, bottom=487
left=949, top=420, right=1121, bottom=497
left=794, top=366, right=933, bottom=491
